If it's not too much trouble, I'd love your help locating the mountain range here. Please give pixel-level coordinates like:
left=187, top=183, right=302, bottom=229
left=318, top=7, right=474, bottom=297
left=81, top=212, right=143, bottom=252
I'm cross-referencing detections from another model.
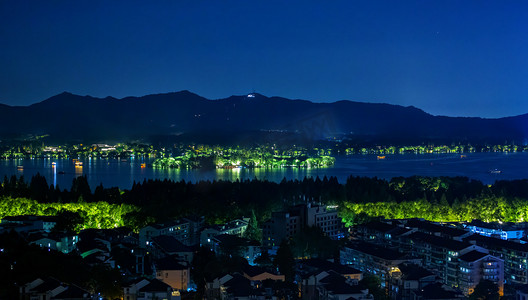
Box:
left=1, top=91, right=527, bottom=144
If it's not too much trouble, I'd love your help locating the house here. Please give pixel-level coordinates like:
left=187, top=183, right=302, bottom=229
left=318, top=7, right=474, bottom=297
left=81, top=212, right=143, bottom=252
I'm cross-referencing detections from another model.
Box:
left=123, top=278, right=180, bottom=300
left=51, top=285, right=91, bottom=300
left=219, top=274, right=253, bottom=300
left=315, top=271, right=369, bottom=300
left=205, top=273, right=285, bottom=299
left=20, top=278, right=66, bottom=300
left=205, top=274, right=234, bottom=299
left=150, top=235, right=194, bottom=263
left=243, top=264, right=285, bottom=282
left=28, top=231, right=79, bottom=254
left=19, top=278, right=91, bottom=300
left=123, top=278, right=150, bottom=300
left=298, top=258, right=363, bottom=281
left=210, top=234, right=261, bottom=265
left=410, top=282, right=465, bottom=300
left=389, top=263, right=436, bottom=300
left=154, top=256, right=190, bottom=291
left=137, top=279, right=180, bottom=300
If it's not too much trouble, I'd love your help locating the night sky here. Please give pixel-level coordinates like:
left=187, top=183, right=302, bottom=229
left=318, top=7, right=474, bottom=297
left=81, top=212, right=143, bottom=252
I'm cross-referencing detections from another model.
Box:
left=1, top=1, right=527, bottom=118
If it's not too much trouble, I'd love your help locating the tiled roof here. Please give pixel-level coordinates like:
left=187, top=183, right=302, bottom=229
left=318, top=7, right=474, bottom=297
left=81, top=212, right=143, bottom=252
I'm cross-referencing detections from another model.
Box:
left=301, top=258, right=362, bottom=275
left=151, top=235, right=191, bottom=253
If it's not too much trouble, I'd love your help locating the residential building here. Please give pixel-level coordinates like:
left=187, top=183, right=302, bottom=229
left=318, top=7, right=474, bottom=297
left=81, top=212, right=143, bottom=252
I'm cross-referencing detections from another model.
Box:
left=516, top=285, right=528, bottom=300
left=464, top=234, right=528, bottom=285
left=410, top=282, right=465, bottom=300
left=262, top=211, right=301, bottom=247
left=243, top=265, right=285, bottom=282
left=150, top=235, right=193, bottom=263
left=403, top=219, right=472, bottom=241
left=262, top=203, right=343, bottom=247
left=200, top=218, right=250, bottom=248
left=210, top=234, right=261, bottom=265
left=1, top=215, right=58, bottom=233
left=340, top=241, right=421, bottom=288
left=465, top=220, right=524, bottom=240
left=389, top=263, right=436, bottom=300
left=154, top=257, right=190, bottom=291
left=139, top=217, right=203, bottom=247
left=403, top=232, right=486, bottom=288
left=28, top=232, right=79, bottom=254
left=314, top=271, right=370, bottom=300
left=19, top=278, right=91, bottom=300
left=354, top=220, right=415, bottom=249
left=457, top=250, right=504, bottom=296
left=298, top=258, right=363, bottom=281
left=123, top=278, right=180, bottom=300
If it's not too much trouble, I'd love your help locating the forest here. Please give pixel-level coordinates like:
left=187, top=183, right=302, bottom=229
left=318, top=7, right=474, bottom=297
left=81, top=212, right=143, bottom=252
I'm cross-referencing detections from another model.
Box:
left=2, top=174, right=528, bottom=232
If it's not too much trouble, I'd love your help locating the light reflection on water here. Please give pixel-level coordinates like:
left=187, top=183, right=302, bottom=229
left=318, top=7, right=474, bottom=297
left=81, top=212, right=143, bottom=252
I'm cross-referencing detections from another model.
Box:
left=1, top=152, right=527, bottom=190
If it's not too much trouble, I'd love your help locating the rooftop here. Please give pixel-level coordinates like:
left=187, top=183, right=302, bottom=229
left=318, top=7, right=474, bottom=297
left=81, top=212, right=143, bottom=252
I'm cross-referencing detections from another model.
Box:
left=345, top=241, right=407, bottom=261
left=319, top=271, right=367, bottom=295
left=398, top=263, right=435, bottom=281
left=408, top=232, right=473, bottom=251
left=155, top=256, right=188, bottom=270
left=301, top=258, right=362, bottom=276
left=139, top=279, right=171, bottom=293
left=464, top=234, right=528, bottom=252
left=359, top=221, right=399, bottom=233
left=458, top=250, right=490, bottom=262
left=151, top=235, right=192, bottom=253
left=405, top=219, right=469, bottom=237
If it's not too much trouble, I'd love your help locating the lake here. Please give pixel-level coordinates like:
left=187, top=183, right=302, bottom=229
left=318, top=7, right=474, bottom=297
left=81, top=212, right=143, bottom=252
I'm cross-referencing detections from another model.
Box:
left=1, top=152, right=528, bottom=190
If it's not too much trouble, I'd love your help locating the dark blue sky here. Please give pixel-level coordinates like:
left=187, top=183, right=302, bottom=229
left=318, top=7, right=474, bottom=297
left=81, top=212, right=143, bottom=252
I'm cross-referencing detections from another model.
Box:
left=1, top=1, right=527, bottom=117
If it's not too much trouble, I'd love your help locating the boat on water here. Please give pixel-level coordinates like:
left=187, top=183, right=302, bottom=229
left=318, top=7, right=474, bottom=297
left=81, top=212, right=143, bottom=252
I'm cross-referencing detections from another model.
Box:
left=17, top=165, right=23, bottom=170
left=58, top=171, right=65, bottom=175
left=489, top=169, right=502, bottom=174
left=377, top=156, right=386, bottom=160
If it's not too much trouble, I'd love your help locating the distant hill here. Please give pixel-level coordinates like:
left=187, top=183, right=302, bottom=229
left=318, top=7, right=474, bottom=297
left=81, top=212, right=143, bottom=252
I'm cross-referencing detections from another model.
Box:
left=1, top=91, right=527, bottom=144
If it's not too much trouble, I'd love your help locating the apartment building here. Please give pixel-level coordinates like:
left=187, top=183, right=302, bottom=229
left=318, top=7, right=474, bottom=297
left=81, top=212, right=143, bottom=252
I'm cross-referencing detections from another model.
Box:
left=340, top=241, right=421, bottom=288
left=464, top=234, right=528, bottom=285
left=457, top=250, right=504, bottom=296
left=403, top=232, right=486, bottom=288
left=262, top=203, right=342, bottom=247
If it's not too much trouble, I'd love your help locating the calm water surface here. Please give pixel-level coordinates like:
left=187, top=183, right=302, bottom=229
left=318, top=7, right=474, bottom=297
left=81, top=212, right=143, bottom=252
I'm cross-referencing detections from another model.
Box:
left=1, top=152, right=527, bottom=190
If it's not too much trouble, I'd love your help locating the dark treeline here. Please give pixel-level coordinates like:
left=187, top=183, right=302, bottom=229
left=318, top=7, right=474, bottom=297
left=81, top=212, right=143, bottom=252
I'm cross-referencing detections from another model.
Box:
left=3, top=174, right=528, bottom=226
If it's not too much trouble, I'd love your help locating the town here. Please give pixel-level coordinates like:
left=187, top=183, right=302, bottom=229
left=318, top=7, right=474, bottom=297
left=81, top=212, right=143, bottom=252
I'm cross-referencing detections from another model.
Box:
left=4, top=204, right=528, bottom=299
left=3, top=172, right=528, bottom=299
left=1, top=142, right=527, bottom=161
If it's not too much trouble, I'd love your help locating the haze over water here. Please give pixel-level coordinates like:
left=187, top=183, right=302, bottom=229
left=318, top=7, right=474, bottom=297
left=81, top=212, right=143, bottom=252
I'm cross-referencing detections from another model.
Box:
left=2, top=152, right=527, bottom=190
